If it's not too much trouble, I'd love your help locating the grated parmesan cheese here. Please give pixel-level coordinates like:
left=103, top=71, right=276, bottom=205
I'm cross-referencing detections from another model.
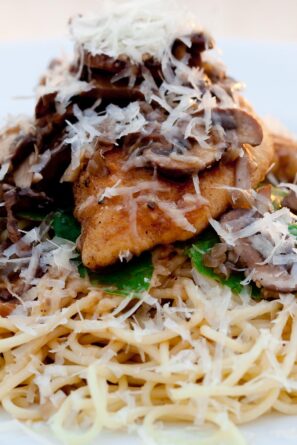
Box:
left=63, top=102, right=147, bottom=178
left=0, top=162, right=10, bottom=180
left=70, top=0, right=198, bottom=63
left=210, top=208, right=294, bottom=248
left=156, top=201, right=196, bottom=233
left=119, top=250, right=133, bottom=262
left=36, top=58, right=93, bottom=114
left=280, top=182, right=297, bottom=195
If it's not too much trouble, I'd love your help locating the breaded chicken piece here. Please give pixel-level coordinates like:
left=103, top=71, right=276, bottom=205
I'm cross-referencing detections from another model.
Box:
left=74, top=123, right=274, bottom=268
left=272, top=133, right=297, bottom=182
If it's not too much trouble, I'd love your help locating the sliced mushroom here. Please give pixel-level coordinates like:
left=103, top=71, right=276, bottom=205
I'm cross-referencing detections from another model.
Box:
left=82, top=51, right=134, bottom=74
left=203, top=242, right=228, bottom=268
left=13, top=152, right=36, bottom=189
left=282, top=190, right=297, bottom=213
left=206, top=208, right=297, bottom=296
left=138, top=143, right=222, bottom=177
left=35, top=92, right=57, bottom=119
left=0, top=129, right=36, bottom=178
left=211, top=108, right=263, bottom=147
left=35, top=114, right=68, bottom=153
left=0, top=131, right=17, bottom=167
left=81, top=80, right=143, bottom=104
left=122, top=133, right=207, bottom=177
left=1, top=183, right=53, bottom=242
left=81, top=33, right=212, bottom=84
left=3, top=187, right=20, bottom=243
left=142, top=54, right=162, bottom=84
left=220, top=208, right=256, bottom=231
left=36, top=143, right=71, bottom=189
left=124, top=108, right=263, bottom=178
left=36, top=82, right=143, bottom=122
left=233, top=239, right=297, bottom=293
left=172, top=32, right=214, bottom=68
left=251, top=264, right=297, bottom=293
left=8, top=187, right=53, bottom=213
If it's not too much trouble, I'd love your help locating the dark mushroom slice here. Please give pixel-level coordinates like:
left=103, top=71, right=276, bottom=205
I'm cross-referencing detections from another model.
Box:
left=0, top=126, right=36, bottom=175
left=18, top=138, right=73, bottom=206
left=250, top=264, right=297, bottom=294
left=80, top=32, right=212, bottom=84
left=35, top=92, right=58, bottom=119
left=125, top=108, right=263, bottom=178
left=6, top=187, right=53, bottom=214
left=142, top=54, right=162, bottom=84
left=81, top=80, right=144, bottom=104
left=10, top=133, right=36, bottom=169
left=18, top=187, right=51, bottom=205
left=35, top=143, right=71, bottom=188
left=205, top=208, right=297, bottom=296
left=172, top=32, right=214, bottom=68
left=282, top=191, right=297, bottom=213
left=36, top=79, right=144, bottom=124
left=79, top=51, right=144, bottom=86
left=231, top=239, right=297, bottom=294
left=82, top=51, right=135, bottom=74
left=35, top=104, right=81, bottom=159
left=220, top=208, right=256, bottom=230
left=211, top=108, right=263, bottom=147
left=3, top=187, right=21, bottom=243
left=0, top=109, right=72, bottom=204
left=1, top=181, right=54, bottom=243
left=80, top=49, right=164, bottom=85
left=2, top=115, right=71, bottom=190
left=138, top=142, right=223, bottom=178
left=0, top=274, right=32, bottom=316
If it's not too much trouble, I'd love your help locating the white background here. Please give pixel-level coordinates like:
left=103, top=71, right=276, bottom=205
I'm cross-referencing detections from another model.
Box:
left=0, top=0, right=297, bottom=43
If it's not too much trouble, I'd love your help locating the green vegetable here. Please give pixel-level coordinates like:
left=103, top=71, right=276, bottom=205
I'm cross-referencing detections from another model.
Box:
left=78, top=252, right=153, bottom=297
left=289, top=224, right=297, bottom=237
left=271, top=187, right=289, bottom=210
left=52, top=210, right=81, bottom=243
left=187, top=228, right=261, bottom=298
left=186, top=229, right=220, bottom=279
left=51, top=209, right=153, bottom=296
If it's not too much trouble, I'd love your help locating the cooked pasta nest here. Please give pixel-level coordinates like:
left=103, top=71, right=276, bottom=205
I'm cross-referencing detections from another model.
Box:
left=0, top=248, right=296, bottom=444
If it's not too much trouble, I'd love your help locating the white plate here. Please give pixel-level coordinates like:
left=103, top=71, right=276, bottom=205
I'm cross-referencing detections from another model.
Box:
left=0, top=39, right=297, bottom=445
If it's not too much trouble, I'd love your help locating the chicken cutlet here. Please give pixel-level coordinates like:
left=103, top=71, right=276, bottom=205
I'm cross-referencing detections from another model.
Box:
left=74, top=124, right=273, bottom=268
left=272, top=133, right=297, bottom=182
left=68, top=27, right=274, bottom=268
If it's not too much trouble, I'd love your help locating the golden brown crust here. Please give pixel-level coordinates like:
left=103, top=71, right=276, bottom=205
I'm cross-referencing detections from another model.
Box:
left=74, top=120, right=274, bottom=269
left=271, top=133, right=297, bottom=182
